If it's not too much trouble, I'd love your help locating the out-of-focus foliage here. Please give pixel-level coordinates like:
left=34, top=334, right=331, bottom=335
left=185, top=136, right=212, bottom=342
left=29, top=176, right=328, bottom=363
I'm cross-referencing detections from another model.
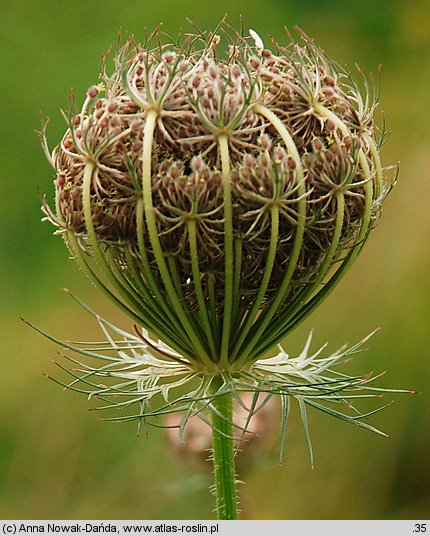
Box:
left=0, top=0, right=429, bottom=519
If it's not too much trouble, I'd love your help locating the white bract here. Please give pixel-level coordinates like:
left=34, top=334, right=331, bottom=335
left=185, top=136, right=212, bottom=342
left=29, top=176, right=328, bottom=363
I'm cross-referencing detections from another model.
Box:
left=249, top=28, right=264, bottom=50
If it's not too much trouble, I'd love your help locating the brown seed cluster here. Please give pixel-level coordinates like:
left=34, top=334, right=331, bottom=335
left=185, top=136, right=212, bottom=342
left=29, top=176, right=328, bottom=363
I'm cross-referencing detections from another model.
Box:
left=44, top=26, right=393, bottom=357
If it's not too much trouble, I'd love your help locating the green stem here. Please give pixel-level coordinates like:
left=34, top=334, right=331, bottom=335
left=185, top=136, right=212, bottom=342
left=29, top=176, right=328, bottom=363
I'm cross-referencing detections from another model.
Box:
left=364, top=132, right=383, bottom=197
left=251, top=106, right=376, bottom=357
left=81, top=161, right=152, bottom=319
left=188, top=219, right=217, bottom=360
left=207, top=274, right=220, bottom=349
left=218, top=134, right=234, bottom=367
left=249, top=190, right=345, bottom=360
left=135, top=197, right=190, bottom=343
left=141, top=108, right=213, bottom=368
left=211, top=379, right=238, bottom=520
left=313, top=103, right=374, bottom=262
left=230, top=204, right=279, bottom=361
left=233, top=104, right=307, bottom=367
left=231, top=237, right=243, bottom=328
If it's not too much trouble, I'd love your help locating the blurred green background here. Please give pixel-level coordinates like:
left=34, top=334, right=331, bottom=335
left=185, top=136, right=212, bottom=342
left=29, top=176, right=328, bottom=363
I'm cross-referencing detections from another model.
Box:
left=1, top=0, right=429, bottom=520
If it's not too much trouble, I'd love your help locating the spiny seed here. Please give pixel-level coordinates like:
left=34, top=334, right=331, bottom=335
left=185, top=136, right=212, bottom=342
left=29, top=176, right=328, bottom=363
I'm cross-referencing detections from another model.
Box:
left=258, top=134, right=272, bottom=151
left=191, top=156, right=203, bottom=172
left=163, top=52, right=175, bottom=64
left=250, top=57, right=261, bottom=69
left=304, top=154, right=313, bottom=167
left=232, top=65, right=241, bottom=78
left=87, top=86, right=99, bottom=98
left=344, top=136, right=353, bottom=150
left=313, top=139, right=324, bottom=152
left=288, top=157, right=297, bottom=170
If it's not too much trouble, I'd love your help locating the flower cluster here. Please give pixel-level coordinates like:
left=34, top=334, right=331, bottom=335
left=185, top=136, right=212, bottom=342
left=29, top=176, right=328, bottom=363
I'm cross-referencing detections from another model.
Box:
left=40, top=24, right=400, bottom=448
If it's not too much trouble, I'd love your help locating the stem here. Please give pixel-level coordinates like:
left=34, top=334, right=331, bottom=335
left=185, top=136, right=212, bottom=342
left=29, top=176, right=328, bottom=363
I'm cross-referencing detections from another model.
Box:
left=211, top=379, right=238, bottom=520
left=233, top=104, right=306, bottom=366
left=218, top=134, right=234, bottom=367
left=141, top=108, right=213, bottom=368
left=364, top=132, right=383, bottom=197
left=231, top=237, right=243, bottom=327
left=81, top=161, right=152, bottom=320
left=248, top=190, right=345, bottom=360
left=207, top=274, right=220, bottom=349
left=313, top=103, right=374, bottom=263
left=230, top=204, right=279, bottom=361
left=188, top=219, right=218, bottom=360
left=252, top=106, right=376, bottom=356
left=64, top=232, right=199, bottom=357
left=136, top=196, right=188, bottom=340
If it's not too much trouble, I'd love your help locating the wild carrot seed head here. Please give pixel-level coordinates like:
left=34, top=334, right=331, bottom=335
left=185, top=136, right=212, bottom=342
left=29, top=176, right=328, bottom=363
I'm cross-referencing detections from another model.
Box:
left=37, top=24, right=406, bottom=453
left=43, top=24, right=394, bottom=368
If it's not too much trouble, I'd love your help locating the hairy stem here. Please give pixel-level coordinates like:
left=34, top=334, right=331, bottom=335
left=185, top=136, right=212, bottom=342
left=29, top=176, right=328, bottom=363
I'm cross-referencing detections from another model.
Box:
left=211, top=378, right=238, bottom=520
